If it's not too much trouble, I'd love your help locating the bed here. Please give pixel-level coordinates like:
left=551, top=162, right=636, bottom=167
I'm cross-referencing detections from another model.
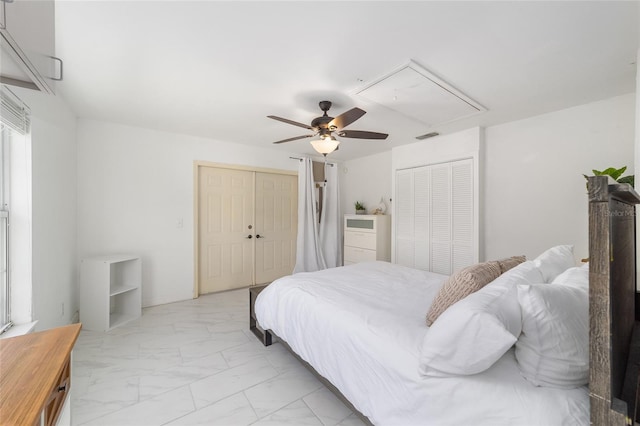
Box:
left=254, top=175, right=640, bottom=425
left=588, top=175, right=640, bottom=425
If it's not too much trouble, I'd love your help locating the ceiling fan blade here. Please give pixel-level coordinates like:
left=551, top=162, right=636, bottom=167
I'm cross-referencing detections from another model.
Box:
left=329, top=107, right=366, bottom=129
left=268, top=115, right=314, bottom=130
left=272, top=134, right=314, bottom=144
left=338, top=130, right=388, bottom=140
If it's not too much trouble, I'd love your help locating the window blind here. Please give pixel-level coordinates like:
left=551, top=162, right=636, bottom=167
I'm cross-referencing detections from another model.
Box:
left=0, top=86, right=30, bottom=135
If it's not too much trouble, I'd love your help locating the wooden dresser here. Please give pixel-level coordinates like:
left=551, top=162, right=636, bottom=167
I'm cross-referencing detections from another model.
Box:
left=343, top=214, right=391, bottom=265
left=0, top=323, right=81, bottom=426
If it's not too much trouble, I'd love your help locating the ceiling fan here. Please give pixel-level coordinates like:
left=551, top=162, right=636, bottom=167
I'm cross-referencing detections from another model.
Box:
left=268, top=101, right=389, bottom=156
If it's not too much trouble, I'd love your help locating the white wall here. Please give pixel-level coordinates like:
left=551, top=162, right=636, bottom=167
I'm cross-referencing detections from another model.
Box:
left=391, top=127, right=483, bottom=263
left=76, top=92, right=635, bottom=308
left=77, top=119, right=298, bottom=307
left=13, top=87, right=78, bottom=331
left=341, top=94, right=636, bottom=264
left=344, top=129, right=483, bottom=221
left=484, top=93, right=634, bottom=260
left=339, top=151, right=392, bottom=216
left=391, top=128, right=482, bottom=171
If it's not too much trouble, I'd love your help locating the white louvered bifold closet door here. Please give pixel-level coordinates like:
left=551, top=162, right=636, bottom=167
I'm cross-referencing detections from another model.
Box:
left=451, top=160, right=474, bottom=272
left=394, top=158, right=475, bottom=275
left=413, top=167, right=430, bottom=271
left=395, top=169, right=415, bottom=268
left=430, top=164, right=451, bottom=274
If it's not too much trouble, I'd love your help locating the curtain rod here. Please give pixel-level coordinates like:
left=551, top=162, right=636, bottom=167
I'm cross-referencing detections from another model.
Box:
left=289, top=156, right=336, bottom=167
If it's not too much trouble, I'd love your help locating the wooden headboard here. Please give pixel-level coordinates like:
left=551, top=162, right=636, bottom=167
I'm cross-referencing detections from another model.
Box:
left=589, top=175, right=640, bottom=425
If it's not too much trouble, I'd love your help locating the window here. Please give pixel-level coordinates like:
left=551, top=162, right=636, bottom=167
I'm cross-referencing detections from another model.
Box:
left=0, top=86, right=30, bottom=334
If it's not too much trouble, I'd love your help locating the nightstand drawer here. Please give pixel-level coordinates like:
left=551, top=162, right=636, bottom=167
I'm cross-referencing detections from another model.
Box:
left=344, top=231, right=376, bottom=250
left=344, top=246, right=376, bottom=263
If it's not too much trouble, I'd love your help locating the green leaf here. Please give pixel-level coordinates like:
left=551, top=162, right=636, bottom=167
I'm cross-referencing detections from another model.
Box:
left=601, top=167, right=618, bottom=178
left=618, top=175, right=635, bottom=187
left=591, top=166, right=627, bottom=180
left=609, top=166, right=627, bottom=180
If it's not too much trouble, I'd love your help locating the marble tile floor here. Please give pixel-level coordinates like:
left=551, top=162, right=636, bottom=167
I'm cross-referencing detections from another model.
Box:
left=71, top=288, right=364, bottom=426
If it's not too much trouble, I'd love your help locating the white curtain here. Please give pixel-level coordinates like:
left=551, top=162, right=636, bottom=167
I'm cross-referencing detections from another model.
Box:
left=319, top=162, right=342, bottom=268
left=293, top=158, right=326, bottom=273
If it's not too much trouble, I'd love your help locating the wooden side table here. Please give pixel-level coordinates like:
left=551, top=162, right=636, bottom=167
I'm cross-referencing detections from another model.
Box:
left=0, top=323, right=81, bottom=426
left=249, top=284, right=272, bottom=346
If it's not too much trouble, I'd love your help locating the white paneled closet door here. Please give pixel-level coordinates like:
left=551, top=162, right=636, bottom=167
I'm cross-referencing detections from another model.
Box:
left=198, top=167, right=254, bottom=294
left=198, top=166, right=297, bottom=295
left=394, top=158, right=475, bottom=275
left=254, top=172, right=297, bottom=285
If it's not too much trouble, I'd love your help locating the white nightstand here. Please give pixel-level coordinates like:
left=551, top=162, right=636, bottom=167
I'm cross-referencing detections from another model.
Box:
left=343, top=214, right=391, bottom=265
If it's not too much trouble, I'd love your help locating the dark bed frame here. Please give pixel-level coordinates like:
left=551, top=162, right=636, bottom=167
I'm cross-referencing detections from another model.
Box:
left=589, top=175, right=640, bottom=425
left=254, top=175, right=640, bottom=425
left=250, top=285, right=374, bottom=424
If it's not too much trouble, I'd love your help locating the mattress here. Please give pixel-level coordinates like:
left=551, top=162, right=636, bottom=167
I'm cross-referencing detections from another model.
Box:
left=255, top=261, right=589, bottom=425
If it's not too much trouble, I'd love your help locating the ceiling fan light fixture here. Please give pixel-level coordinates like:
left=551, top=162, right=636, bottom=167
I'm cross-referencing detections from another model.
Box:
left=310, top=135, right=340, bottom=155
left=269, top=100, right=387, bottom=150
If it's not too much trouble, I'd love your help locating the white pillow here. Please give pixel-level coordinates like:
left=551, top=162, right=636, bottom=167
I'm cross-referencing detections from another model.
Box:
left=418, top=261, right=544, bottom=377
left=533, top=245, right=575, bottom=282
left=515, top=283, right=588, bottom=388
left=551, top=265, right=589, bottom=289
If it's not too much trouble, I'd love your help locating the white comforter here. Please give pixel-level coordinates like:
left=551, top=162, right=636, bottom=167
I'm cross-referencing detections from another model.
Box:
left=255, top=261, right=589, bottom=426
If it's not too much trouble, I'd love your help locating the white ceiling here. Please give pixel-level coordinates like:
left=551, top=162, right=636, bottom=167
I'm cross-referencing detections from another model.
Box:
left=54, top=1, right=639, bottom=161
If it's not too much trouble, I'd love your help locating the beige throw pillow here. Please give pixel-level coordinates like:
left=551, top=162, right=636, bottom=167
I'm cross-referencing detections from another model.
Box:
left=426, top=261, right=502, bottom=326
left=497, top=255, right=526, bottom=274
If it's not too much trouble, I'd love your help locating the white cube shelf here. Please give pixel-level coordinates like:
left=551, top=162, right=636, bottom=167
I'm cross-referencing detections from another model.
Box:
left=80, top=255, right=142, bottom=331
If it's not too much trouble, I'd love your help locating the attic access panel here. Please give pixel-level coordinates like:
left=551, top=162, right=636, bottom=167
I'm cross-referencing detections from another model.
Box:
left=355, top=60, right=486, bottom=127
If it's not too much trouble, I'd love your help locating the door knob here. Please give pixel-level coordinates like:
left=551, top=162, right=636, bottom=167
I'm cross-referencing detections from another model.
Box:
left=256, top=234, right=263, bottom=239
left=246, top=235, right=253, bottom=239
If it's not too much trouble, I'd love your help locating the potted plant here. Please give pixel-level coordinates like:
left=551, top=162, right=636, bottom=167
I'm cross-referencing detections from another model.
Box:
left=584, top=166, right=634, bottom=187
left=355, top=201, right=366, bottom=215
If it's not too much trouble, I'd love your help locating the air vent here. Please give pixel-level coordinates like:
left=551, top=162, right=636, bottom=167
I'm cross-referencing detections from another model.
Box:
left=415, top=132, right=440, bottom=140
left=355, top=60, right=486, bottom=127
